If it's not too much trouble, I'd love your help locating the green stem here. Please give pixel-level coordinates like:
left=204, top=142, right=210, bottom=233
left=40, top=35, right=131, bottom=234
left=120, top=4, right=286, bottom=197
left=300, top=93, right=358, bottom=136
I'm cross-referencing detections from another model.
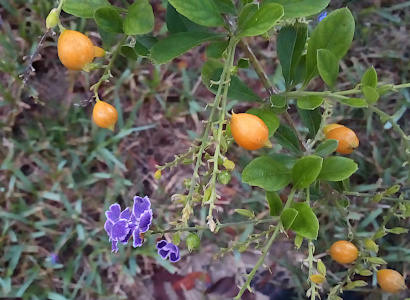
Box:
left=207, top=38, right=237, bottom=223
left=343, top=191, right=410, bottom=203
left=372, top=202, right=401, bottom=239
left=234, top=188, right=296, bottom=299
left=91, top=36, right=127, bottom=100
left=308, top=240, right=316, bottom=300
left=149, top=217, right=276, bottom=235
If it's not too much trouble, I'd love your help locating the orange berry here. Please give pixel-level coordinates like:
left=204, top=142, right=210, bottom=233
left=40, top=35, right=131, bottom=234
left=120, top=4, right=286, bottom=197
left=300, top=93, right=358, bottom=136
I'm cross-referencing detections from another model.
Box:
left=230, top=113, right=269, bottom=150
left=92, top=100, right=118, bottom=131
left=325, top=126, right=359, bottom=154
left=58, top=30, right=95, bottom=71
left=377, top=269, right=407, bottom=293
left=323, top=123, right=345, bottom=135
left=94, top=46, right=106, bottom=58
left=329, top=240, right=358, bottom=264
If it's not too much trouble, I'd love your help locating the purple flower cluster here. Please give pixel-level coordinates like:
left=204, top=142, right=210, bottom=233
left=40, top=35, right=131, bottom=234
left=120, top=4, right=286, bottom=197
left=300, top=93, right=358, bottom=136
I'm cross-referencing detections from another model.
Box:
left=156, top=240, right=181, bottom=262
left=104, top=195, right=181, bottom=263
left=104, top=196, right=153, bottom=253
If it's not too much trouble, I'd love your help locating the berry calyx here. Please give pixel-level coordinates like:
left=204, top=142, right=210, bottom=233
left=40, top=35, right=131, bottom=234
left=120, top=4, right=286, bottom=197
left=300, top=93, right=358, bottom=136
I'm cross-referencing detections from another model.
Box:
left=329, top=240, right=358, bottom=264
left=230, top=113, right=269, bottom=150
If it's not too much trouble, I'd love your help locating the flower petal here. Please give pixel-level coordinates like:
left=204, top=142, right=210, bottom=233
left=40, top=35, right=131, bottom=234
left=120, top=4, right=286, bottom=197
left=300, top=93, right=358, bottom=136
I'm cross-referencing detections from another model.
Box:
left=169, top=250, right=181, bottom=262
left=133, top=196, right=151, bottom=219
left=158, top=248, right=170, bottom=259
left=139, top=209, right=153, bottom=233
left=156, top=240, right=167, bottom=250
left=104, top=220, right=114, bottom=237
left=111, top=241, right=119, bottom=253
left=132, top=227, right=143, bottom=248
left=111, top=219, right=131, bottom=241
left=119, top=207, right=132, bottom=220
left=106, top=203, right=121, bottom=223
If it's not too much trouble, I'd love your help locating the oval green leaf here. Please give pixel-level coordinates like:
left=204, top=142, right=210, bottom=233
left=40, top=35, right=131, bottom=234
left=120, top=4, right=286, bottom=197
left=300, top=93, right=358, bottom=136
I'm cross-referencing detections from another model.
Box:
left=298, top=107, right=322, bottom=138
left=338, top=98, right=368, bottom=107
left=318, top=156, right=358, bottom=181
left=120, top=45, right=139, bottom=60
left=237, top=3, right=284, bottom=37
left=317, top=49, right=339, bottom=89
left=123, top=0, right=154, bottom=35
left=242, top=157, right=291, bottom=191
left=150, top=32, right=226, bottom=64
left=290, top=202, right=319, bottom=239
left=297, top=95, right=323, bottom=110
left=314, top=139, right=338, bottom=157
left=168, top=0, right=224, bottom=27
left=63, top=0, right=110, bottom=18
left=94, top=6, right=123, bottom=33
left=274, top=124, right=302, bottom=154
left=264, top=0, right=330, bottom=19
left=266, top=191, right=283, bottom=216
left=246, top=108, right=280, bottom=137
left=361, top=66, right=377, bottom=88
left=292, top=155, right=323, bottom=189
left=270, top=95, right=287, bottom=108
left=281, top=208, right=298, bottom=230
left=362, top=86, right=379, bottom=104
left=304, top=8, right=355, bottom=85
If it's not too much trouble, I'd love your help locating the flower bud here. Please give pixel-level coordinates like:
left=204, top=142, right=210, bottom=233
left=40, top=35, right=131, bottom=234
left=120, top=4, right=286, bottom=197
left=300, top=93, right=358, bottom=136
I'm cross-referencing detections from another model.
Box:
left=46, top=8, right=59, bottom=30
left=154, top=170, right=161, bottom=180
left=223, top=159, right=235, bottom=170
left=186, top=233, right=201, bottom=252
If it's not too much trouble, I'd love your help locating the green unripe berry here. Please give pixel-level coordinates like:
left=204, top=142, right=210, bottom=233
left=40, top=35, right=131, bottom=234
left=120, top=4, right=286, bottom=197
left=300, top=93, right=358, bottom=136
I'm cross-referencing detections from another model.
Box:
left=223, top=159, right=235, bottom=170
left=217, top=170, right=231, bottom=185
left=186, top=233, right=200, bottom=252
left=46, top=8, right=59, bottom=30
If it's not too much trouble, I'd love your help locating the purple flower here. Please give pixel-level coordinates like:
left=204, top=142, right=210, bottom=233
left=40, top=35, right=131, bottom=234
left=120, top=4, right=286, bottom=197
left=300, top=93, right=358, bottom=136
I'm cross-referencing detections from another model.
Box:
left=50, top=253, right=58, bottom=264
left=156, top=240, right=181, bottom=262
left=317, top=11, right=327, bottom=22
left=104, top=196, right=153, bottom=253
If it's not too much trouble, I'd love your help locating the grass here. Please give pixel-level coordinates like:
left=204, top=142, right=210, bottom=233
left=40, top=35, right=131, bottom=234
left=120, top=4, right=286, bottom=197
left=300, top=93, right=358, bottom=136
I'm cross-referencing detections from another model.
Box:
left=1, top=0, right=409, bottom=299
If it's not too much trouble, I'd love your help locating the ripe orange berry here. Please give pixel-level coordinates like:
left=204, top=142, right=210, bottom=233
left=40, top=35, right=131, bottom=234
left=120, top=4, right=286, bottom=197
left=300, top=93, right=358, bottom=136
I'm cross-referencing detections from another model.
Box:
left=58, top=30, right=95, bottom=71
left=329, top=240, right=358, bottom=264
left=324, top=126, right=359, bottom=154
left=92, top=100, right=118, bottom=131
left=323, top=123, right=345, bottom=135
left=230, top=113, right=269, bottom=150
left=94, top=46, right=106, bottom=58
left=377, top=269, right=407, bottom=293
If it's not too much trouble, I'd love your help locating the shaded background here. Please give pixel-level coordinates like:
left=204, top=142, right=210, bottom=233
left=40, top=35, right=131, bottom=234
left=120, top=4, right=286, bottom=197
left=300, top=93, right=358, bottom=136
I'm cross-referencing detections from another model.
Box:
left=0, top=0, right=409, bottom=299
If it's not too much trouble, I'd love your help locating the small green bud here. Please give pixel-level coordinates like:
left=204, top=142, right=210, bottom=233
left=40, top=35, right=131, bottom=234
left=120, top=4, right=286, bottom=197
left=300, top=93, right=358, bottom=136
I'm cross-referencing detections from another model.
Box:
left=173, top=233, right=181, bottom=246
left=364, top=238, right=379, bottom=253
left=186, top=233, right=200, bottom=252
left=46, top=8, right=59, bottom=30
left=217, top=170, right=231, bottom=185
left=203, top=187, right=212, bottom=203
left=317, top=259, right=326, bottom=276
left=183, top=178, right=191, bottom=188
left=154, top=170, right=161, bottom=180
left=385, top=184, right=400, bottom=196
left=371, top=193, right=383, bottom=202
left=223, top=159, right=235, bottom=171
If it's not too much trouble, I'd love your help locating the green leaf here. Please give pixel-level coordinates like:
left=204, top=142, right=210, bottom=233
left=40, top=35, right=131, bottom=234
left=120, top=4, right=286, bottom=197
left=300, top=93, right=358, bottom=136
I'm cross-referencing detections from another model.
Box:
left=366, top=257, right=387, bottom=265
left=338, top=98, right=368, bottom=107
left=234, top=209, right=255, bottom=218
left=274, top=124, right=302, bottom=154
left=206, top=40, right=229, bottom=59
left=289, top=202, right=319, bottom=239
left=242, top=156, right=291, bottom=191
left=386, top=227, right=409, bottom=234
left=201, top=61, right=262, bottom=102
left=362, top=86, right=379, bottom=104
left=94, top=6, right=123, bottom=33
left=120, top=45, right=139, bottom=60
left=297, top=95, right=323, bottom=110
left=98, top=26, right=118, bottom=49
left=237, top=58, right=250, bottom=69
left=277, top=24, right=307, bottom=89
left=237, top=3, right=284, bottom=37
left=281, top=208, right=298, bottom=230
left=246, top=108, right=280, bottom=137
left=294, top=234, right=303, bottom=249
left=314, top=140, right=338, bottom=157
left=270, top=95, right=287, bottom=108
left=212, top=0, right=237, bottom=15
left=123, top=0, right=154, bottom=35
left=361, top=66, right=377, bottom=88
left=266, top=191, right=283, bottom=216
left=298, top=107, right=322, bottom=138
left=318, top=156, right=358, bottom=181
left=317, top=49, right=339, bottom=88
left=292, top=155, right=323, bottom=189
left=304, top=8, right=355, bottom=85
left=150, top=32, right=226, bottom=64
left=166, top=2, right=206, bottom=34
left=134, top=35, right=158, bottom=56
left=264, top=0, right=330, bottom=19
left=168, top=0, right=224, bottom=27
left=63, top=0, right=110, bottom=18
